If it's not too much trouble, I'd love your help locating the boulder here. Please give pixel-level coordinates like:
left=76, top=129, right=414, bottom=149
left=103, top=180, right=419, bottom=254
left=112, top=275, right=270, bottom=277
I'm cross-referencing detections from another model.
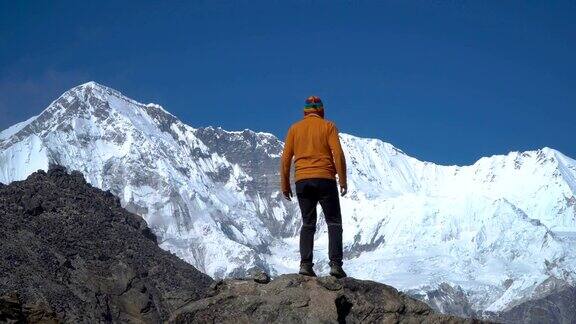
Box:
left=170, top=274, right=487, bottom=323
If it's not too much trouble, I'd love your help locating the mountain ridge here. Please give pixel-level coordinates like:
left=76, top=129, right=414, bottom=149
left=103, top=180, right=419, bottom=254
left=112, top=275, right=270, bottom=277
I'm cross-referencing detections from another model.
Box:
left=3, top=80, right=569, bottom=168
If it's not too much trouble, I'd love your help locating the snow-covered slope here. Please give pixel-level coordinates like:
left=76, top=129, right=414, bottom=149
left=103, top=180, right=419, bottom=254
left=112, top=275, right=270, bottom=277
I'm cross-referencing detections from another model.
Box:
left=1, top=81, right=575, bottom=315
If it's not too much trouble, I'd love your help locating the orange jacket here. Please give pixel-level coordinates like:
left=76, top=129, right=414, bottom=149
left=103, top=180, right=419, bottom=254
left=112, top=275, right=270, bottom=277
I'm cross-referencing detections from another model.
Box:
left=280, top=114, right=347, bottom=193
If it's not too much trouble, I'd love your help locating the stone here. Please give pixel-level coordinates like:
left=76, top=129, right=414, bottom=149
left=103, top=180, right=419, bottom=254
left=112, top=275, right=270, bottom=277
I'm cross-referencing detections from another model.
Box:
left=169, top=274, right=487, bottom=324
left=249, top=268, right=271, bottom=284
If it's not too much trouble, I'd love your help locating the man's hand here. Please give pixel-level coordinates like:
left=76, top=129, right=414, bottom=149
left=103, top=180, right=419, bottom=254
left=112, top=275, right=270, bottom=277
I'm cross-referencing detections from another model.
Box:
left=283, top=189, right=293, bottom=201
left=340, top=186, right=347, bottom=197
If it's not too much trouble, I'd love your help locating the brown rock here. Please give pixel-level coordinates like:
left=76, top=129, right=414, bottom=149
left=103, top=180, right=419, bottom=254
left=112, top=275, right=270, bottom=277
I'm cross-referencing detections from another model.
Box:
left=169, top=274, right=488, bottom=324
left=0, top=292, right=59, bottom=324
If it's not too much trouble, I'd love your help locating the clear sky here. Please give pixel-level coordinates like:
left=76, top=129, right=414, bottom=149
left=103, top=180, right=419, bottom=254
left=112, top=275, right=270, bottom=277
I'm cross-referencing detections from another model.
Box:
left=1, top=1, right=574, bottom=165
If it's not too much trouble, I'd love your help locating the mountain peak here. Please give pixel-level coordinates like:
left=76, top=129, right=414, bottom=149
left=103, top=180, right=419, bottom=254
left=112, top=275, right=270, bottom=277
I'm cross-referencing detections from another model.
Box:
left=64, top=81, right=115, bottom=98
left=32, top=82, right=167, bottom=130
left=64, top=81, right=125, bottom=101
left=78, top=80, right=103, bottom=88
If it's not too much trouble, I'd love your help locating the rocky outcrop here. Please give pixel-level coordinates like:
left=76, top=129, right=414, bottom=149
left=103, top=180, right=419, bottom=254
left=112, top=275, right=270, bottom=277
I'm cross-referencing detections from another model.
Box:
left=170, top=274, right=486, bottom=323
left=0, top=166, right=213, bottom=323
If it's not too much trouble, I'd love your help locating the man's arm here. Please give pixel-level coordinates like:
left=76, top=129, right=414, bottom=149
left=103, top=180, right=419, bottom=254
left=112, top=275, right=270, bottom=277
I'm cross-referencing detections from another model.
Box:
left=280, top=127, right=294, bottom=200
left=327, top=123, right=347, bottom=196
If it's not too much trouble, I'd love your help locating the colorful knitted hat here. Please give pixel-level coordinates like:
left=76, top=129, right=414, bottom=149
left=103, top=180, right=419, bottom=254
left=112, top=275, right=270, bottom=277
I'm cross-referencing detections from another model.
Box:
left=304, top=96, right=324, bottom=113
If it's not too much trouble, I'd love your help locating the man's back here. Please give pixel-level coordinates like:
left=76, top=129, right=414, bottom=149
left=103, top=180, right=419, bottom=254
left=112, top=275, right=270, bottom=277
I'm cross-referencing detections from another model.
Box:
left=280, top=113, right=346, bottom=196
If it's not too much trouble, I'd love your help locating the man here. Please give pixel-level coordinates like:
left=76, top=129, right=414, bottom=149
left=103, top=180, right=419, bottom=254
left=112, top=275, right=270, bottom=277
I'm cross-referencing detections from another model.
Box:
left=280, top=96, right=347, bottom=278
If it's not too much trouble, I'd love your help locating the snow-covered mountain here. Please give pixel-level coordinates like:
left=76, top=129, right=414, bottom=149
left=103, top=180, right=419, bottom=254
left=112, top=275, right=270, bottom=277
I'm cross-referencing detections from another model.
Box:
left=1, top=82, right=575, bottom=316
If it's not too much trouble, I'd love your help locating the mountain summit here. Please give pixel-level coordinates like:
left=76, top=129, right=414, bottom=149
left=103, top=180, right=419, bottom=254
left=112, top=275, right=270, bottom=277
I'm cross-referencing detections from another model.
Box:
left=1, top=82, right=575, bottom=318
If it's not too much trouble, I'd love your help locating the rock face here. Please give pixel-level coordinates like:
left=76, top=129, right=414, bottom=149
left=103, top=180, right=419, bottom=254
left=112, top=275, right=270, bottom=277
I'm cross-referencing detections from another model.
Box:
left=0, top=166, right=213, bottom=323
left=408, top=283, right=477, bottom=319
left=490, top=286, right=576, bottom=324
left=170, top=274, right=485, bottom=324
left=0, top=292, right=59, bottom=323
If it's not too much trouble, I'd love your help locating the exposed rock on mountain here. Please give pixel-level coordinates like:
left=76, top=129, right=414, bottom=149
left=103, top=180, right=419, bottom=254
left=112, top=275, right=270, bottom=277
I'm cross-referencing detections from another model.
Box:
left=0, top=166, right=213, bottom=322
left=170, top=274, right=485, bottom=324
left=489, top=285, right=576, bottom=324
left=408, top=283, right=477, bottom=319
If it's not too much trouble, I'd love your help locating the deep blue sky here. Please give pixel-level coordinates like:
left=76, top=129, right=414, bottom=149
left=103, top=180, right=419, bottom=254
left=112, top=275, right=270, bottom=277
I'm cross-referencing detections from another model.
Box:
left=1, top=1, right=574, bottom=165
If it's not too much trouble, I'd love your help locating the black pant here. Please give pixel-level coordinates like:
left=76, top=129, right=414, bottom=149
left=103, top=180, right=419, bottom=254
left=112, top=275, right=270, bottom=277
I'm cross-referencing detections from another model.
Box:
left=295, top=178, right=343, bottom=267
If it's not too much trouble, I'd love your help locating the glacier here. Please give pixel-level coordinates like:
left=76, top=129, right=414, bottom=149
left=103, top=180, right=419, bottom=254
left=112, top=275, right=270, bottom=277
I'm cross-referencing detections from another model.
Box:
left=1, top=81, right=575, bottom=315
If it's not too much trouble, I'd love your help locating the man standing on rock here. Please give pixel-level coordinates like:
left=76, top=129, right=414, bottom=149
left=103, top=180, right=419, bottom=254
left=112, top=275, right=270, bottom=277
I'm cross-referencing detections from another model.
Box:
left=281, top=96, right=347, bottom=278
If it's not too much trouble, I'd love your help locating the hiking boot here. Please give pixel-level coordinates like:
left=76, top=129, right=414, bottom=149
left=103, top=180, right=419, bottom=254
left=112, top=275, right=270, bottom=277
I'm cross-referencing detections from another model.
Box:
left=329, top=264, right=347, bottom=278
left=299, top=263, right=317, bottom=277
